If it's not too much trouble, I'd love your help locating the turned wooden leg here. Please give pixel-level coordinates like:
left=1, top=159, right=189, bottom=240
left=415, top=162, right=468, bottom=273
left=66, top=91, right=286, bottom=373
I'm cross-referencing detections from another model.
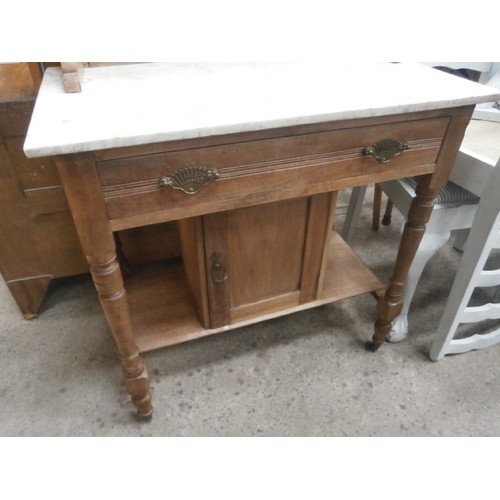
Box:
left=56, top=154, right=153, bottom=418
left=364, top=106, right=475, bottom=351
left=387, top=229, right=451, bottom=342
left=90, top=254, right=153, bottom=419
left=368, top=176, right=438, bottom=351
left=119, top=352, right=153, bottom=419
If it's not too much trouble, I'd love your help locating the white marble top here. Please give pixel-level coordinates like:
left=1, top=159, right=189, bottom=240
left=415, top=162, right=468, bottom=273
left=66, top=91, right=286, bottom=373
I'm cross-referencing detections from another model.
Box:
left=24, top=62, right=500, bottom=158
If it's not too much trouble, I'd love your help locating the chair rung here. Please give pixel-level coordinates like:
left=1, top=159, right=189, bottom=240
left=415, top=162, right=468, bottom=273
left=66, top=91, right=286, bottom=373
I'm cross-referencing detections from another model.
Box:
left=476, top=269, right=500, bottom=287
left=461, top=302, right=500, bottom=322
left=446, top=328, right=500, bottom=355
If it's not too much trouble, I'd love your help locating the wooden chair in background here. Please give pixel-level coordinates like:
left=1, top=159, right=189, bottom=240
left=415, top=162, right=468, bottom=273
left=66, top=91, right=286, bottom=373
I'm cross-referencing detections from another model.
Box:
left=429, top=156, right=500, bottom=360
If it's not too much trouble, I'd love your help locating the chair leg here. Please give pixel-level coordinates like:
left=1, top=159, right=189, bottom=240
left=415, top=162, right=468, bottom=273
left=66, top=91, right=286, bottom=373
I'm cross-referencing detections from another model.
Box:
left=341, top=185, right=367, bottom=245
left=382, top=199, right=394, bottom=226
left=372, top=185, right=394, bottom=230
left=452, top=228, right=470, bottom=252
left=387, top=228, right=452, bottom=342
left=372, top=184, right=382, bottom=231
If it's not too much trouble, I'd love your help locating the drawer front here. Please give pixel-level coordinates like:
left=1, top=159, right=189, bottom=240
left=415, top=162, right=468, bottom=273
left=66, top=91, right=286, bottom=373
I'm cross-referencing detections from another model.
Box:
left=97, top=116, right=449, bottom=222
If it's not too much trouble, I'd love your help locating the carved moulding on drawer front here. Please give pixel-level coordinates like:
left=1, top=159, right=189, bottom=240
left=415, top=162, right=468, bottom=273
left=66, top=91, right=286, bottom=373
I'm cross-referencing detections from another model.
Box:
left=100, top=137, right=442, bottom=200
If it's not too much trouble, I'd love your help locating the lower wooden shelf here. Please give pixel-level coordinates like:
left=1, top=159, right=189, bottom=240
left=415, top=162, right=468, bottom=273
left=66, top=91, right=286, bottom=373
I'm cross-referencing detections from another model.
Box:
left=127, top=231, right=384, bottom=353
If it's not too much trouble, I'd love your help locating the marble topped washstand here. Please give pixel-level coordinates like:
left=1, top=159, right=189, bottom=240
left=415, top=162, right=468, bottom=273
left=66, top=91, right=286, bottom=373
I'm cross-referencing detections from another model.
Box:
left=24, top=63, right=500, bottom=418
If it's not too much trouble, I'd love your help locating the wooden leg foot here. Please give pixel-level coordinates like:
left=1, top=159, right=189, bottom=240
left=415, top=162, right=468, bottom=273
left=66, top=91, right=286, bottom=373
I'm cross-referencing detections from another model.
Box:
left=367, top=318, right=392, bottom=352
left=121, top=353, right=153, bottom=419
left=23, top=313, right=38, bottom=320
left=130, top=386, right=153, bottom=420
left=136, top=408, right=154, bottom=420
left=7, top=275, right=52, bottom=319
left=130, top=388, right=153, bottom=420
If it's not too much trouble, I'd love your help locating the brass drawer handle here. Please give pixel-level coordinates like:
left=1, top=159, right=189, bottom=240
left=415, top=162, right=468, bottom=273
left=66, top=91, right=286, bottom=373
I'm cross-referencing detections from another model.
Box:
left=210, top=253, right=228, bottom=284
left=364, top=139, right=410, bottom=163
left=159, top=166, right=219, bottom=195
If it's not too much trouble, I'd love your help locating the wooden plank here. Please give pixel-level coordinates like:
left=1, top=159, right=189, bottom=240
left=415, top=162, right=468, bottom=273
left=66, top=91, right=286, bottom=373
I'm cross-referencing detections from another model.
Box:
left=300, top=192, right=336, bottom=304
left=178, top=217, right=210, bottom=328
left=230, top=291, right=300, bottom=324
left=318, top=232, right=384, bottom=301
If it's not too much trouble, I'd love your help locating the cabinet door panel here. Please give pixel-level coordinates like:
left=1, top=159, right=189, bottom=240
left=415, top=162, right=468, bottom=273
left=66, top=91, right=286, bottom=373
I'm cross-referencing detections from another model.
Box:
left=203, top=197, right=314, bottom=326
left=227, top=197, right=308, bottom=306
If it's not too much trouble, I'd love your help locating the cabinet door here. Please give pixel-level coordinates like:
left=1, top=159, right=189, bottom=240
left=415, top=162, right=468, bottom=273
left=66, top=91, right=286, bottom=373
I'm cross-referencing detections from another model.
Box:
left=203, top=194, right=334, bottom=328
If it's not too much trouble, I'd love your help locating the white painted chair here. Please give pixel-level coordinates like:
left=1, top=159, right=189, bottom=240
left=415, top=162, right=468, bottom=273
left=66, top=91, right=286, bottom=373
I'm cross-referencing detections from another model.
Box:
left=342, top=147, right=496, bottom=342
left=429, top=156, right=500, bottom=360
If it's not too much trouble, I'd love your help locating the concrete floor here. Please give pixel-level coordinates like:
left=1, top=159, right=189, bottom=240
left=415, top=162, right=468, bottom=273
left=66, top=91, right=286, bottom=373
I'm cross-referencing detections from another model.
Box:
left=1, top=120, right=499, bottom=436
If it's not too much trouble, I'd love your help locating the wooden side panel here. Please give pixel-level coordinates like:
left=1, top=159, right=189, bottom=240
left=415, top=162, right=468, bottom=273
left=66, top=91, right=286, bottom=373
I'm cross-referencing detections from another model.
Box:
left=4, top=136, right=60, bottom=189
left=0, top=63, right=37, bottom=102
left=0, top=69, right=90, bottom=318
left=178, top=217, right=210, bottom=328
left=117, top=222, right=181, bottom=265
left=299, top=192, right=336, bottom=304
left=0, top=138, right=88, bottom=285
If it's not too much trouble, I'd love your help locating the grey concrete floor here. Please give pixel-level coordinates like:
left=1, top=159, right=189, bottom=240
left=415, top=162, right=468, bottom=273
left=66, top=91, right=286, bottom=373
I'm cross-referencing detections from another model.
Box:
left=1, top=120, right=499, bottom=437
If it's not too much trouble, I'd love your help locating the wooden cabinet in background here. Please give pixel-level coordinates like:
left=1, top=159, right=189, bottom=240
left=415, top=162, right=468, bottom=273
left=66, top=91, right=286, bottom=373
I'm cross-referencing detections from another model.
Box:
left=0, top=63, right=180, bottom=319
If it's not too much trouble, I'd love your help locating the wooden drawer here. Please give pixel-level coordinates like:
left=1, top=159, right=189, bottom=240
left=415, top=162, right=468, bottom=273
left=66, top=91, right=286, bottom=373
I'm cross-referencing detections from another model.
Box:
left=97, top=115, right=449, bottom=226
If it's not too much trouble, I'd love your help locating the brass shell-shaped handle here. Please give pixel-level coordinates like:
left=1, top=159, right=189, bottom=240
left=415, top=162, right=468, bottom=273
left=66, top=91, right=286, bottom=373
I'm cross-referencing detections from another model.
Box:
left=210, top=253, right=228, bottom=284
left=364, top=139, right=410, bottom=163
left=160, top=166, right=219, bottom=195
